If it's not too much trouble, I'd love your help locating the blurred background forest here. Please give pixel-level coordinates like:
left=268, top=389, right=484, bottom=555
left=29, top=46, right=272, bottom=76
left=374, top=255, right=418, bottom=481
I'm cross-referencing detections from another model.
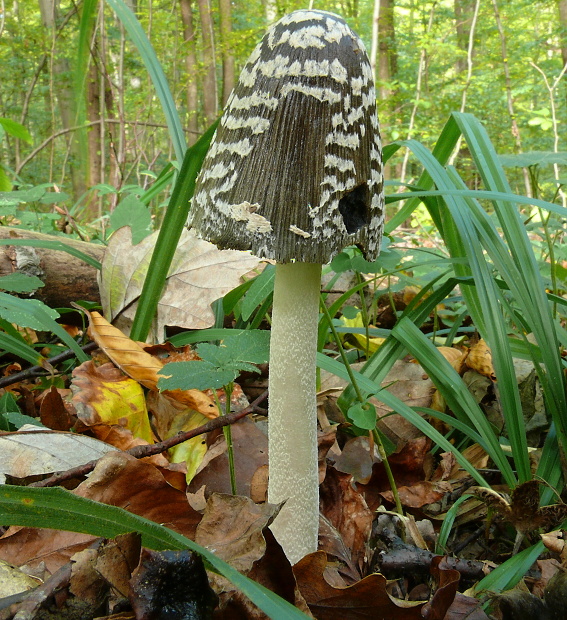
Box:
left=1, top=0, right=567, bottom=222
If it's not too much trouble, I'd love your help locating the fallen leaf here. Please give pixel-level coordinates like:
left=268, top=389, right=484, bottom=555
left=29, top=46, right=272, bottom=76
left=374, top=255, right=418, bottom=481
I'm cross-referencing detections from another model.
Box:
left=0, top=424, right=117, bottom=484
left=293, top=551, right=425, bottom=619
left=100, top=227, right=260, bottom=334
left=188, top=417, right=268, bottom=498
left=421, top=556, right=461, bottom=619
left=341, top=309, right=385, bottom=354
left=466, top=339, right=496, bottom=380
left=319, top=467, right=373, bottom=571
left=381, top=480, right=452, bottom=509
left=470, top=480, right=567, bottom=534
left=71, top=361, right=153, bottom=444
left=195, top=493, right=279, bottom=574
left=0, top=559, right=39, bottom=596
left=0, top=452, right=201, bottom=574
left=84, top=311, right=218, bottom=419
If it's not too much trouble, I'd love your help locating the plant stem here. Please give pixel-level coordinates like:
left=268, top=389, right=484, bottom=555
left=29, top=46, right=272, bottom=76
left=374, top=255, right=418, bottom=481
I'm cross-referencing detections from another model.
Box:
left=268, top=261, right=321, bottom=564
left=213, top=385, right=237, bottom=495
left=319, top=298, right=404, bottom=516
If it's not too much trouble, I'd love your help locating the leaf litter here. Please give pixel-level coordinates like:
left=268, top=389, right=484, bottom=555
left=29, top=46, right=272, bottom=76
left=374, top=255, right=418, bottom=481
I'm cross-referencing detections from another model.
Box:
left=0, top=244, right=565, bottom=618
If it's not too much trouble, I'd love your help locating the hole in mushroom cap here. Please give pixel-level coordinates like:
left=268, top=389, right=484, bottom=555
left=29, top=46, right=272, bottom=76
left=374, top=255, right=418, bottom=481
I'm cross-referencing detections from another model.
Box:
left=338, top=183, right=370, bottom=234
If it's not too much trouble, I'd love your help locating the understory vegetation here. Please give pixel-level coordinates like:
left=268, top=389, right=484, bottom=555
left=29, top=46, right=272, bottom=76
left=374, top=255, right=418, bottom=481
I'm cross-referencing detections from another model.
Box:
left=0, top=0, right=566, bottom=618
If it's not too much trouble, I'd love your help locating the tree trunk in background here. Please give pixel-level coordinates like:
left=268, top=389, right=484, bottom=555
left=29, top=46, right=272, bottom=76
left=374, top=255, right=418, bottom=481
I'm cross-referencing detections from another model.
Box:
left=196, top=0, right=218, bottom=125
left=37, top=0, right=86, bottom=201
left=86, top=55, right=102, bottom=191
left=557, top=0, right=567, bottom=69
left=376, top=0, right=397, bottom=102
left=180, top=0, right=199, bottom=145
left=454, top=0, right=475, bottom=74
left=218, top=0, right=235, bottom=107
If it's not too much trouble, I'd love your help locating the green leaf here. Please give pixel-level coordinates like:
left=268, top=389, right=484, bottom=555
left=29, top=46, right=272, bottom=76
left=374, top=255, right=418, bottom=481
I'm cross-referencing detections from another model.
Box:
left=0, top=295, right=59, bottom=329
left=159, top=359, right=237, bottom=391
left=0, top=118, right=32, bottom=144
left=240, top=266, right=275, bottom=322
left=109, top=195, right=153, bottom=244
left=347, top=402, right=377, bottom=430
left=0, top=485, right=310, bottom=619
left=0, top=332, right=47, bottom=367
left=0, top=392, right=20, bottom=415
left=0, top=273, right=44, bottom=293
left=0, top=293, right=88, bottom=362
left=219, top=331, right=270, bottom=365
left=0, top=411, right=45, bottom=431
left=0, top=167, right=11, bottom=192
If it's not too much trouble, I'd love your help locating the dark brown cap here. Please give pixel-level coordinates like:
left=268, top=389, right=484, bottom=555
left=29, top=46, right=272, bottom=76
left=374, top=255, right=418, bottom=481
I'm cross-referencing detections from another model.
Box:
left=190, top=10, right=384, bottom=264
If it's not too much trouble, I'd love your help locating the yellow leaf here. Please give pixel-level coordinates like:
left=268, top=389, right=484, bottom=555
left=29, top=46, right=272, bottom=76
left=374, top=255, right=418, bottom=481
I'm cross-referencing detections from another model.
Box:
left=84, top=310, right=218, bottom=419
left=166, top=410, right=210, bottom=483
left=71, top=361, right=153, bottom=443
left=341, top=309, right=385, bottom=355
left=466, top=339, right=496, bottom=380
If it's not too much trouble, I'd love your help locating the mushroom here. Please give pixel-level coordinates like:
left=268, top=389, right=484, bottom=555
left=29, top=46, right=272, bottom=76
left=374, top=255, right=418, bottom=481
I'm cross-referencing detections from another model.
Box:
left=189, top=9, right=384, bottom=563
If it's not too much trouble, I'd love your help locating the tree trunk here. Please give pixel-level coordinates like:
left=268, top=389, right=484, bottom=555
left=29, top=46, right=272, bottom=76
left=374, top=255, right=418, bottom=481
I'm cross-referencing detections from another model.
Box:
left=0, top=228, right=103, bottom=308
left=37, top=0, right=86, bottom=202
left=376, top=0, right=397, bottom=102
left=454, top=0, right=475, bottom=74
left=218, top=0, right=235, bottom=107
left=180, top=0, right=200, bottom=145
left=558, top=0, right=567, bottom=69
left=196, top=0, right=218, bottom=125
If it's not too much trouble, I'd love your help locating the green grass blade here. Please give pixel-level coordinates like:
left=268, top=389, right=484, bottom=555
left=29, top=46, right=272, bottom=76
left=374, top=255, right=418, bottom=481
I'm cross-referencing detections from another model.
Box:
left=392, top=317, right=516, bottom=486
left=0, top=485, right=310, bottom=619
left=337, top=276, right=471, bottom=412
left=104, top=0, right=187, bottom=163
left=129, top=120, right=218, bottom=342
left=474, top=541, right=545, bottom=594
left=318, top=354, right=488, bottom=486
left=453, top=112, right=567, bottom=473
left=385, top=115, right=462, bottom=234
left=0, top=333, right=48, bottom=367
left=0, top=294, right=88, bottom=362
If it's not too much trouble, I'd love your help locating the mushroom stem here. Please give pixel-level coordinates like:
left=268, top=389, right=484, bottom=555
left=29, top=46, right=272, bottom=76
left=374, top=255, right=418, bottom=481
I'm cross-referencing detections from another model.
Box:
left=268, top=261, right=321, bottom=563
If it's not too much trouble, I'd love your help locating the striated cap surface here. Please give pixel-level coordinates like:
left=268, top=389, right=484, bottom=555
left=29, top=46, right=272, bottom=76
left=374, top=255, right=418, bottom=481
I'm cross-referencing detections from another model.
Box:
left=190, top=10, right=384, bottom=264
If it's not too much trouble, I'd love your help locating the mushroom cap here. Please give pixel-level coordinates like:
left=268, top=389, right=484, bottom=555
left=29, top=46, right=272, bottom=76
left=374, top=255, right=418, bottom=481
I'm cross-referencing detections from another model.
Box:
left=190, top=10, right=384, bottom=264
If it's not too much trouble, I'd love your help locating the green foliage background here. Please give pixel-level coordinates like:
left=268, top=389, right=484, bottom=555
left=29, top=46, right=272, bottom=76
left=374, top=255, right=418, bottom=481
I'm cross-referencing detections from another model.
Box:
left=1, top=0, right=565, bottom=203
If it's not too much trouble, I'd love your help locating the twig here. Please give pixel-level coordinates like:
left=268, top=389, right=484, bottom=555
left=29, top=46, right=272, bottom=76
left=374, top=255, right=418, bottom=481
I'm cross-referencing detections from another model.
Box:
left=0, top=563, right=72, bottom=615
left=0, top=342, right=98, bottom=389
left=30, top=390, right=269, bottom=488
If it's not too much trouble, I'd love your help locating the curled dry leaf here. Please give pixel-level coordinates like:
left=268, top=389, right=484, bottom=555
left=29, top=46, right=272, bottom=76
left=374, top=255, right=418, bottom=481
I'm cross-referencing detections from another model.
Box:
left=84, top=309, right=218, bottom=419
left=470, top=480, right=567, bottom=535
left=293, top=551, right=425, bottom=619
left=319, top=467, right=373, bottom=571
left=466, top=339, right=496, bottom=380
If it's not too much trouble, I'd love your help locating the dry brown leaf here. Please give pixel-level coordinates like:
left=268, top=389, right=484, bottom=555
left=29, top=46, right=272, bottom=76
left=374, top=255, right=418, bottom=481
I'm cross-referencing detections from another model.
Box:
left=0, top=425, right=117, bottom=484
left=466, top=339, right=496, bottom=380
left=293, top=551, right=425, bottom=619
left=100, top=227, right=261, bottom=335
left=319, top=467, right=373, bottom=571
left=84, top=310, right=218, bottom=419
left=437, top=346, right=466, bottom=373
left=0, top=452, right=201, bottom=575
